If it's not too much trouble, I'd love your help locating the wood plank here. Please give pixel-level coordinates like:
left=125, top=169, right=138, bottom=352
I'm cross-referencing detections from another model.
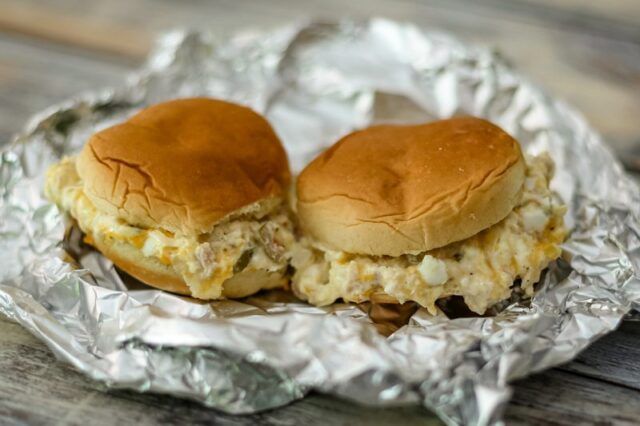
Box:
left=435, top=0, right=640, bottom=41
left=559, top=321, right=640, bottom=391
left=0, top=1, right=151, bottom=58
left=4, top=0, right=640, bottom=52
left=2, top=315, right=639, bottom=425
left=0, top=33, right=135, bottom=144
left=515, top=0, right=640, bottom=22
left=0, top=0, right=638, bottom=154
left=0, top=317, right=442, bottom=426
left=506, top=369, right=640, bottom=426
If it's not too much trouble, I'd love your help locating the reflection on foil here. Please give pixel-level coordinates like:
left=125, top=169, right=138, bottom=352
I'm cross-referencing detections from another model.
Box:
left=0, top=19, right=639, bottom=426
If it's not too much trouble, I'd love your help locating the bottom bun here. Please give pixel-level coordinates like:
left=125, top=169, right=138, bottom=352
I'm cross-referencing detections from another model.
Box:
left=369, top=291, right=400, bottom=304
left=89, top=231, right=286, bottom=298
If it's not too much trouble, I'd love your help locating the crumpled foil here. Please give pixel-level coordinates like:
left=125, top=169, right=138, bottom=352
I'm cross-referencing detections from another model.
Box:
left=1, top=18, right=639, bottom=426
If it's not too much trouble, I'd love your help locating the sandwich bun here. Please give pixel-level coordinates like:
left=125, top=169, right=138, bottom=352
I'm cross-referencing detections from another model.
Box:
left=77, top=97, right=290, bottom=235
left=297, top=117, right=525, bottom=256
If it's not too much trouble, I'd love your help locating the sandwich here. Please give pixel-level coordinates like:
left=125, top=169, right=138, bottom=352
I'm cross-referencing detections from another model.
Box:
left=291, top=117, right=567, bottom=314
left=45, top=98, right=295, bottom=299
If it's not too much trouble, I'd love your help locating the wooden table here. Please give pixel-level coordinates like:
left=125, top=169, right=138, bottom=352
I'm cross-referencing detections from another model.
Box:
left=1, top=1, right=639, bottom=424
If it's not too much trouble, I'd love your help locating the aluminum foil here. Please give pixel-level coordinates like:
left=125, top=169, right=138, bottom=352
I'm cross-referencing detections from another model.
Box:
left=0, top=19, right=639, bottom=426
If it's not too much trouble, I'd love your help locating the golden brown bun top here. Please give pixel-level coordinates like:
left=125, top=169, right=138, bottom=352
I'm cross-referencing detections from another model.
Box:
left=297, top=117, right=525, bottom=256
left=77, top=98, right=290, bottom=235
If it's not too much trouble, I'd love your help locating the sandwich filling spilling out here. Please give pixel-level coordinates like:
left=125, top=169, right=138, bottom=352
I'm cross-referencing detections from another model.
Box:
left=46, top=157, right=295, bottom=299
left=291, top=154, right=567, bottom=314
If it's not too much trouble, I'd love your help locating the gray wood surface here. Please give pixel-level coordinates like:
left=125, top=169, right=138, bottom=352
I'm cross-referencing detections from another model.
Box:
left=2, top=316, right=640, bottom=426
left=0, top=1, right=639, bottom=425
left=2, top=315, right=640, bottom=425
left=1, top=0, right=640, bottom=155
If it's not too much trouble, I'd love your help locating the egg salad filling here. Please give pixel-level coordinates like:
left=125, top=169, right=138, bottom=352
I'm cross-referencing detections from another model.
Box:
left=291, top=154, right=567, bottom=314
left=46, top=157, right=295, bottom=299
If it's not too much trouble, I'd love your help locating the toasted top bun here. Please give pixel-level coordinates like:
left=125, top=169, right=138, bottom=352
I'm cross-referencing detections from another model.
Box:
left=77, top=98, right=290, bottom=235
left=297, top=117, right=525, bottom=256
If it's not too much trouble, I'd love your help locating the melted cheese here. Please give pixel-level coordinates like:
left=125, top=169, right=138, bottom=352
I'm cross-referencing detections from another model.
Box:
left=291, top=154, right=567, bottom=314
left=46, top=157, right=295, bottom=299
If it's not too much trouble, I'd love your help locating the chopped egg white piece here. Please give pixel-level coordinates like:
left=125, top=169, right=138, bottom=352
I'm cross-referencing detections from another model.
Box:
left=418, top=255, right=448, bottom=286
left=291, top=154, right=567, bottom=314
left=45, top=157, right=295, bottom=299
left=521, top=205, right=549, bottom=233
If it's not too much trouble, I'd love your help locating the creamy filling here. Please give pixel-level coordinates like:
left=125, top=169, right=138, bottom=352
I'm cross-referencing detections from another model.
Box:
left=291, top=154, right=567, bottom=314
left=46, top=157, right=295, bottom=299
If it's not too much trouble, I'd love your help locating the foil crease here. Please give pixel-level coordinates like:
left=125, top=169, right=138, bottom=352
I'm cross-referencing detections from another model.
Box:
left=1, top=19, right=639, bottom=426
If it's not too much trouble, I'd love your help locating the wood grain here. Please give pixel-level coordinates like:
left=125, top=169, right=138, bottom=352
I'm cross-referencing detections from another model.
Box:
left=559, top=321, right=640, bottom=391
left=0, top=318, right=442, bottom=426
left=0, top=1, right=150, bottom=59
left=507, top=369, right=640, bottom=426
left=0, top=33, right=133, bottom=144
left=2, top=315, right=640, bottom=425
left=0, top=0, right=638, bottom=153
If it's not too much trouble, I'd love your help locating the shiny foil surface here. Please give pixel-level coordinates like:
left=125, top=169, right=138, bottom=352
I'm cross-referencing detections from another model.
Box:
left=1, top=19, right=639, bottom=426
